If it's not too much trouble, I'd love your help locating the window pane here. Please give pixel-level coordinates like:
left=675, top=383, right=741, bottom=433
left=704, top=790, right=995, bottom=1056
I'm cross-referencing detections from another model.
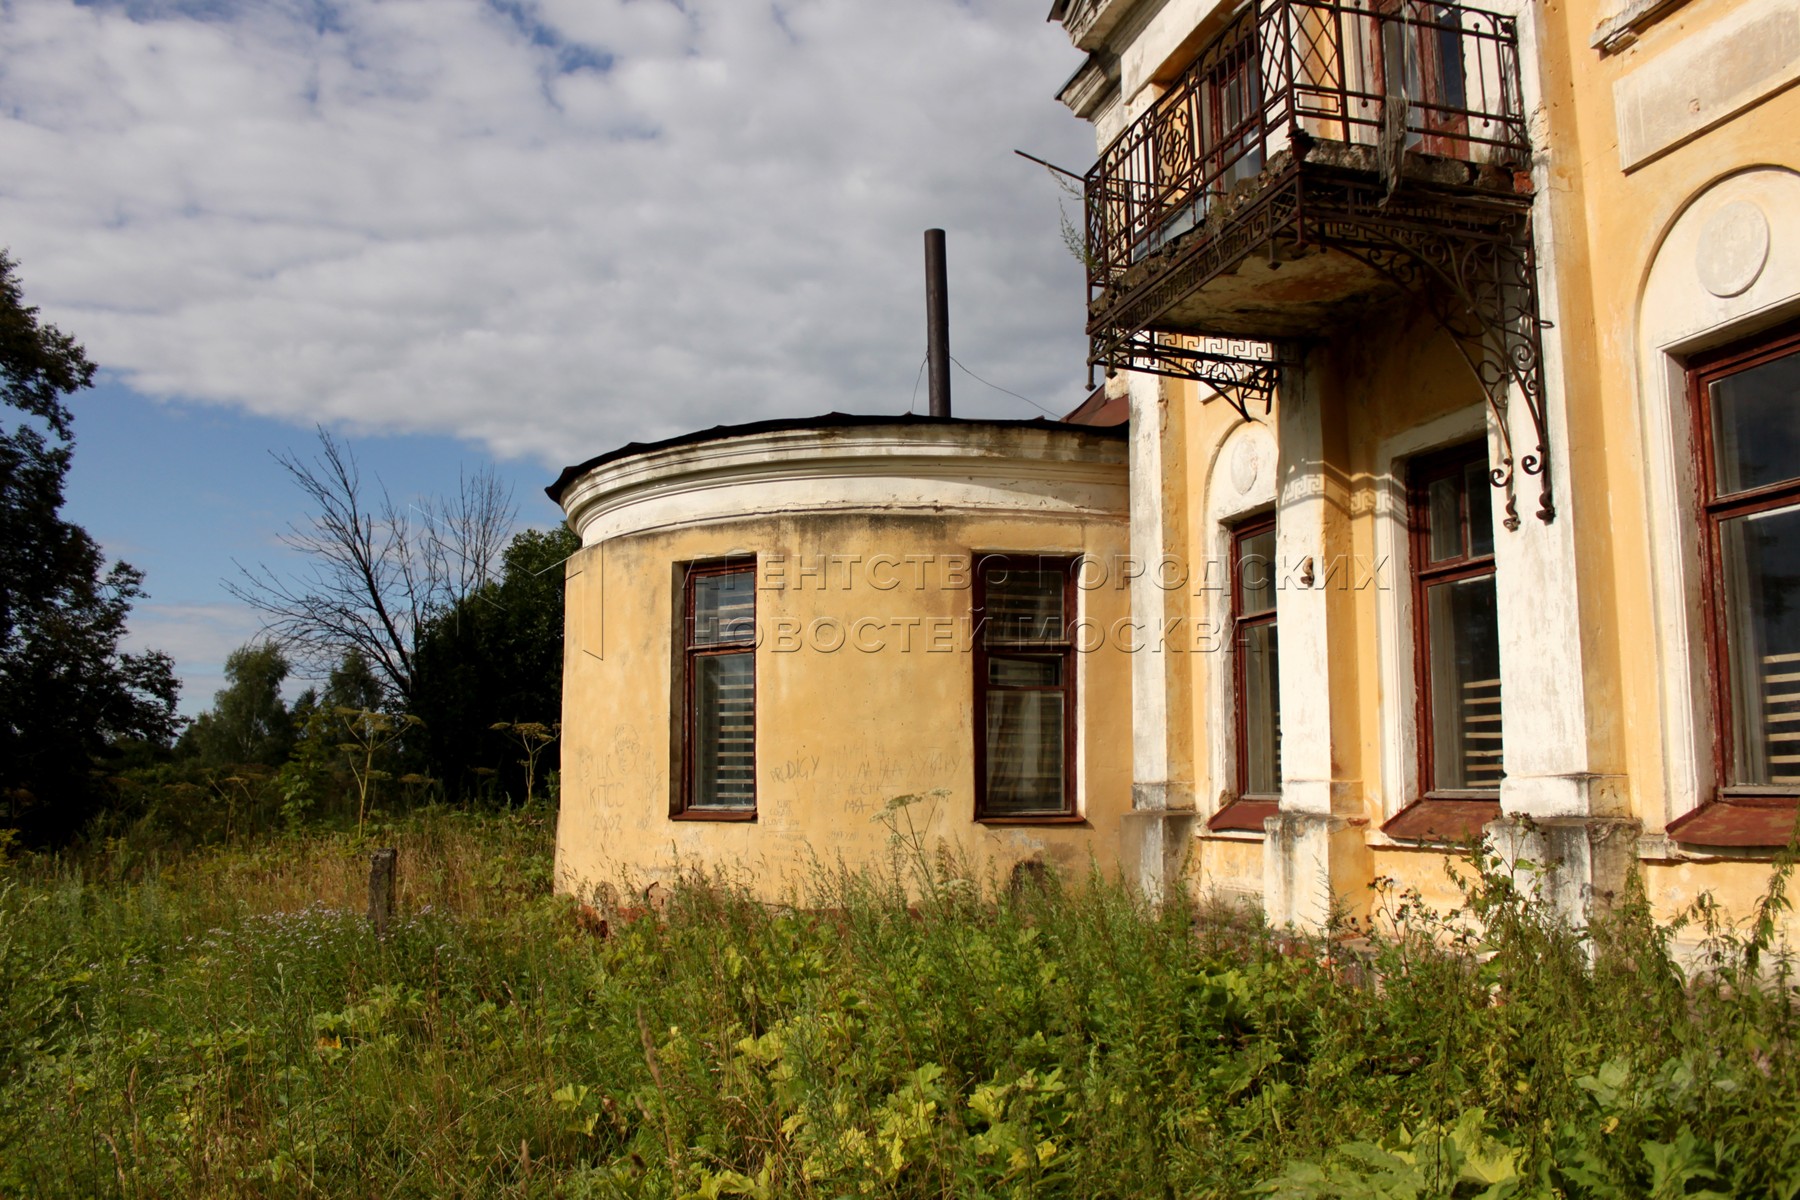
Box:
left=1426, top=574, right=1503, bottom=791
left=1711, top=348, right=1800, bottom=496
left=691, top=652, right=755, bottom=808
left=1428, top=474, right=1463, bottom=562
left=1240, top=621, right=1281, bottom=795
left=1465, top=462, right=1494, bottom=559
left=985, top=691, right=1066, bottom=814
left=1720, top=503, right=1800, bottom=786
left=989, top=656, right=1062, bottom=687
left=983, top=567, right=1065, bottom=645
left=691, top=569, right=755, bottom=647
left=1432, top=15, right=1467, bottom=111
left=1237, top=526, right=1277, bottom=615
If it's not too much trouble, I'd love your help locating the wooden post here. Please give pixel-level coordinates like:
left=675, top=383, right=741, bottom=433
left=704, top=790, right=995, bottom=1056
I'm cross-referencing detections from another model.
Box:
left=367, top=847, right=397, bottom=935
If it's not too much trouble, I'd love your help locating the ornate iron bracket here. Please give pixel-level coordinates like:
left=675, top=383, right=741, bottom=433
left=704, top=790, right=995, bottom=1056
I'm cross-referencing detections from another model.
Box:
left=1327, top=208, right=1553, bottom=530
left=1087, top=168, right=1554, bottom=528
left=1097, top=333, right=1281, bottom=421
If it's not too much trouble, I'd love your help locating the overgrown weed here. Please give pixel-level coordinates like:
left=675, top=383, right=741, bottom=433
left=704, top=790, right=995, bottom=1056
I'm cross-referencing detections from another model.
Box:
left=1, top=807, right=1797, bottom=1197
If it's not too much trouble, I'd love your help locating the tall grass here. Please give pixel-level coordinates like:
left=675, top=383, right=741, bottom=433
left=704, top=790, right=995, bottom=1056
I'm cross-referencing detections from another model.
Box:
left=2, top=806, right=1797, bottom=1198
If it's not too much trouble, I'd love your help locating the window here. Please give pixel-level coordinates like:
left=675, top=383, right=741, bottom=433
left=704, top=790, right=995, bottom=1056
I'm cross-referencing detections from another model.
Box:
left=1369, top=0, right=1473, bottom=158
left=1200, top=29, right=1264, bottom=199
left=1144, top=18, right=1263, bottom=256
left=679, top=560, right=756, bottom=818
left=1691, top=326, right=1800, bottom=803
left=974, top=555, right=1077, bottom=820
left=1212, top=515, right=1280, bottom=832
left=1411, top=444, right=1502, bottom=797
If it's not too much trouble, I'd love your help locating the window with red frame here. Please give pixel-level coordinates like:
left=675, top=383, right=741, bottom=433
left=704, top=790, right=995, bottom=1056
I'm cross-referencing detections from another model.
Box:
left=1234, top=515, right=1281, bottom=791
left=1211, top=514, right=1280, bottom=833
left=1200, top=33, right=1263, bottom=198
left=974, top=555, right=1077, bottom=820
left=1690, top=325, right=1800, bottom=804
left=679, top=560, right=757, bottom=817
left=1369, top=0, right=1472, bottom=157
left=1410, top=444, right=1503, bottom=797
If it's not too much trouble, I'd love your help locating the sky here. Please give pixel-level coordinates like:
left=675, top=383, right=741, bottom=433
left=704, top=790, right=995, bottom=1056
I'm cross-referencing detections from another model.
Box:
left=0, top=0, right=1098, bottom=712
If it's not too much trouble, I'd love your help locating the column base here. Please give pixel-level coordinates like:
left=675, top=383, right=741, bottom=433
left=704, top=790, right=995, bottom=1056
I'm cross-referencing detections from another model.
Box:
left=1263, top=811, right=1374, bottom=931
left=1120, top=808, right=1197, bottom=903
left=1500, top=772, right=1630, bottom=820
left=1484, top=815, right=1642, bottom=926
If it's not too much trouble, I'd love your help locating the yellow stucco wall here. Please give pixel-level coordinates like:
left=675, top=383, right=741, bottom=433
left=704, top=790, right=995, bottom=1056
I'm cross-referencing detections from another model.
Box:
left=1134, top=0, right=1800, bottom=934
left=555, top=509, right=1133, bottom=904
left=1540, top=0, right=1800, bottom=935
left=1541, top=0, right=1800, bottom=831
left=550, top=0, right=1800, bottom=936
left=1156, top=315, right=1503, bottom=916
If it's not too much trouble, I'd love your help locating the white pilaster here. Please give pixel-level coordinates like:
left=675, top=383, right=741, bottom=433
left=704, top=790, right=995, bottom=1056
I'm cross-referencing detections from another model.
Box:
left=1128, top=372, right=1185, bottom=812
left=1274, top=360, right=1336, bottom=818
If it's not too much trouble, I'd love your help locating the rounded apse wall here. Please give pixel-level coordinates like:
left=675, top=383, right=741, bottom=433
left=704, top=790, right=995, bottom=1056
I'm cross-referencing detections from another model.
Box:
left=550, top=416, right=1134, bottom=902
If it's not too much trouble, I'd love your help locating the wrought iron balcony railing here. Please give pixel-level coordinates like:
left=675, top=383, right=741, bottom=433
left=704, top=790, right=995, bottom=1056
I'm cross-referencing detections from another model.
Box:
left=1083, top=0, right=1528, bottom=297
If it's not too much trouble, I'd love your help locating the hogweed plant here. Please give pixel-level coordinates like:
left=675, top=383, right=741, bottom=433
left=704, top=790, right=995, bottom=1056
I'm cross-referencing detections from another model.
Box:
left=491, top=721, right=560, bottom=805
left=331, top=707, right=421, bottom=839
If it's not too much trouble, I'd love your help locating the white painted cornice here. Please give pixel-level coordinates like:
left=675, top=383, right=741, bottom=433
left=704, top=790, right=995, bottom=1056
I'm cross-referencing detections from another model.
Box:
left=1058, top=0, right=1148, bottom=52
left=1058, top=54, right=1119, bottom=120
left=558, top=423, right=1130, bottom=546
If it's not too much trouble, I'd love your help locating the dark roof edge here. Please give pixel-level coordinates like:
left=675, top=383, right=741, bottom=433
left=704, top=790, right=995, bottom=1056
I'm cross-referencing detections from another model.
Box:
left=546, top=412, right=1129, bottom=506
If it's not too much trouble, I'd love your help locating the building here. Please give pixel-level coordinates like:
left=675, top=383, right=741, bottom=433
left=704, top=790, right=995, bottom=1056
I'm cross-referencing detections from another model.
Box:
left=1050, top=0, right=1800, bottom=934
left=549, top=416, right=1135, bottom=899
left=551, top=0, right=1799, bottom=941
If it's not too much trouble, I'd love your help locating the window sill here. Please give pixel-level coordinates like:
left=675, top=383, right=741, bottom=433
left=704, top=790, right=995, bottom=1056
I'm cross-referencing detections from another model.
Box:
left=1381, top=798, right=1500, bottom=844
left=1589, top=0, right=1689, bottom=53
left=975, top=813, right=1087, bottom=827
left=1667, top=795, right=1799, bottom=849
left=671, top=808, right=757, bottom=823
left=1208, top=798, right=1277, bottom=835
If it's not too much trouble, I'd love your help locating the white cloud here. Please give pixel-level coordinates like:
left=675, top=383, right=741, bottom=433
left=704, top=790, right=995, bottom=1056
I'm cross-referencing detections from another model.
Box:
left=120, top=602, right=274, bottom=715
left=0, top=0, right=1098, bottom=466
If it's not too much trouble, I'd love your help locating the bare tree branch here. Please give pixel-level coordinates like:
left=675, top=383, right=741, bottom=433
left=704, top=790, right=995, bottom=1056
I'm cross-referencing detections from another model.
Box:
left=226, top=428, right=517, bottom=704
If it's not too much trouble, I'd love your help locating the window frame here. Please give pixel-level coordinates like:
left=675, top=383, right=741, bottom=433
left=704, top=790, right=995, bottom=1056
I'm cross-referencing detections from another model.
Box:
left=1689, top=321, right=1800, bottom=806
left=1199, top=30, right=1263, bottom=200
left=1368, top=0, right=1472, bottom=156
left=1207, top=513, right=1282, bottom=834
left=972, top=553, right=1081, bottom=824
left=1230, top=513, right=1280, bottom=802
left=1407, top=441, right=1502, bottom=803
left=675, top=557, right=758, bottom=821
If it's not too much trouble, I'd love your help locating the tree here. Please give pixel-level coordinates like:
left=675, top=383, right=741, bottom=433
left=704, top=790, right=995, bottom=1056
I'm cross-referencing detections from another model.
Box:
left=409, top=526, right=578, bottom=801
left=228, top=429, right=515, bottom=707
left=179, top=641, right=295, bottom=769
left=322, top=647, right=386, bottom=714
left=0, top=252, right=179, bottom=841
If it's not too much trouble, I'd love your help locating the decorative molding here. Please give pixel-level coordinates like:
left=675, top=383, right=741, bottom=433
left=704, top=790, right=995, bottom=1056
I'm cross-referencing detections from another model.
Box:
left=1589, top=0, right=1690, bottom=53
left=1633, top=167, right=1800, bottom=830
left=1056, top=53, right=1119, bottom=121
left=558, top=424, right=1130, bottom=546
left=1054, top=0, right=1145, bottom=52
left=1612, top=0, right=1800, bottom=171
left=1696, top=202, right=1771, bottom=298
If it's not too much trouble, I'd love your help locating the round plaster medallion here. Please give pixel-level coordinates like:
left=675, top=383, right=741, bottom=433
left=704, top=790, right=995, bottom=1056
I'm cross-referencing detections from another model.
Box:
left=1230, top=436, right=1261, bottom=494
left=1695, top=201, right=1770, bottom=298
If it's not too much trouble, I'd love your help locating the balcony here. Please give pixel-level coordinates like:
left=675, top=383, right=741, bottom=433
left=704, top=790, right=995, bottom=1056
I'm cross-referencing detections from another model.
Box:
left=1082, top=0, right=1552, bottom=524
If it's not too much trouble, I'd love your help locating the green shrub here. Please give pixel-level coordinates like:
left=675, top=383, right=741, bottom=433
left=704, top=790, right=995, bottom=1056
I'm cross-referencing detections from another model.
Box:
left=0, top=810, right=1796, bottom=1197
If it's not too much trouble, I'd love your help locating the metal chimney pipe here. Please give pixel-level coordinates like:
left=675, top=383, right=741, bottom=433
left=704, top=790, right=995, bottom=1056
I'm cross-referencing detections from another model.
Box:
left=924, top=229, right=951, bottom=418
